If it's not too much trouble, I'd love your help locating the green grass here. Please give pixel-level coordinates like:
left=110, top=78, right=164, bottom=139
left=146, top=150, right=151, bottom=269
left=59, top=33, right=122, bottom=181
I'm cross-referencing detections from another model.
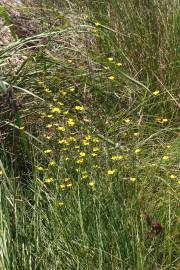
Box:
left=0, top=0, right=179, bottom=269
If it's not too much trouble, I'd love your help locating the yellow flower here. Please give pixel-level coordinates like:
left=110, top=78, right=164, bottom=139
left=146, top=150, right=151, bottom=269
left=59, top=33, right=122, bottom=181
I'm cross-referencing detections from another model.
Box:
left=74, top=105, right=85, bottom=111
left=37, top=166, right=44, bottom=171
left=111, top=155, right=123, bottom=160
left=104, top=66, right=110, bottom=70
left=58, top=139, right=68, bottom=145
left=67, top=118, right=75, bottom=127
left=69, top=86, right=75, bottom=92
left=44, top=177, right=54, bottom=183
left=0, top=170, right=3, bottom=176
left=82, top=171, right=88, bottom=179
left=44, top=89, right=52, bottom=93
left=124, top=118, right=130, bottom=124
left=95, top=22, right=100, bottom=26
left=67, top=59, right=73, bottom=63
left=88, top=181, right=95, bottom=186
left=134, top=148, right=141, bottom=154
left=108, top=57, right=113, bottom=61
left=134, top=132, right=139, bottom=136
left=169, top=174, right=177, bottom=180
left=130, top=177, right=136, bottom=182
left=44, top=149, right=52, bottom=154
left=92, top=138, right=100, bottom=143
left=82, top=140, right=89, bottom=146
left=61, top=91, right=67, bottom=96
left=66, top=183, right=72, bottom=187
left=49, top=161, right=56, bottom=166
left=85, top=135, right=91, bottom=140
left=46, top=135, right=52, bottom=140
left=63, top=110, right=69, bottom=115
left=152, top=90, right=160, bottom=96
left=92, top=147, right=100, bottom=152
left=88, top=181, right=96, bottom=190
left=116, top=62, right=122, bottom=67
left=162, top=118, right=168, bottom=123
left=47, top=114, right=53, bottom=118
left=51, top=107, right=61, bottom=113
left=69, top=136, right=76, bottom=142
left=60, top=184, right=66, bottom=189
left=91, top=153, right=97, bottom=157
left=107, top=169, right=116, bottom=175
left=53, top=98, right=58, bottom=102
left=46, top=124, right=53, bottom=128
left=74, top=145, right=80, bottom=149
left=57, top=126, right=65, bottom=131
left=108, top=75, right=115, bottom=80
left=58, top=201, right=64, bottom=206
left=79, top=152, right=86, bottom=157
left=162, top=155, right=169, bottom=161
left=76, top=159, right=84, bottom=164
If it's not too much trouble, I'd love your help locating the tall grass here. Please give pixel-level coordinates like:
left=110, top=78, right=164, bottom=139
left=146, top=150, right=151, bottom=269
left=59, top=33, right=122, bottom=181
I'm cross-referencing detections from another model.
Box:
left=0, top=0, right=179, bottom=269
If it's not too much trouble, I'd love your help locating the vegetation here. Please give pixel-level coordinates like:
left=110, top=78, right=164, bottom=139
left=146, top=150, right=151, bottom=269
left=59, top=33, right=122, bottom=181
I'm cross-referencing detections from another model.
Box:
left=0, top=0, right=179, bottom=269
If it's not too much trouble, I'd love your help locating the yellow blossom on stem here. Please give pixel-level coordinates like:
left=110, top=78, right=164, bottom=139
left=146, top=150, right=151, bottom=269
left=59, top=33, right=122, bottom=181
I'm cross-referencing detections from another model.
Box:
left=44, top=177, right=54, bottom=184
left=152, top=90, right=160, bottom=96
left=124, top=118, right=130, bottom=124
left=162, top=155, right=169, bottom=161
left=108, top=57, right=113, bottom=61
left=46, top=124, right=53, bottom=128
left=95, top=21, right=100, bottom=26
left=44, top=149, right=52, bottom=154
left=134, top=132, right=139, bottom=136
left=66, top=183, right=72, bottom=187
left=49, top=161, right=56, bottom=166
left=92, top=147, right=100, bottom=152
left=170, top=174, right=177, bottom=180
left=67, top=59, right=73, bottom=64
left=76, top=159, right=84, bottom=164
left=79, top=152, right=86, bottom=157
left=85, top=135, right=91, bottom=140
left=93, top=138, right=100, bottom=142
left=36, top=166, right=44, bottom=171
left=134, top=148, right=141, bottom=154
left=51, top=107, right=61, bottom=113
left=58, top=201, right=64, bottom=206
left=67, top=118, right=75, bottom=127
left=57, top=126, right=65, bottom=131
left=130, top=177, right=136, bottom=182
left=111, top=155, right=123, bottom=161
left=47, top=114, right=53, bottom=118
left=82, top=140, right=89, bottom=146
left=69, top=86, right=75, bottom=92
left=108, top=75, right=115, bottom=80
left=107, top=169, right=116, bottom=175
left=75, top=105, right=85, bottom=111
left=60, top=184, right=66, bottom=189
